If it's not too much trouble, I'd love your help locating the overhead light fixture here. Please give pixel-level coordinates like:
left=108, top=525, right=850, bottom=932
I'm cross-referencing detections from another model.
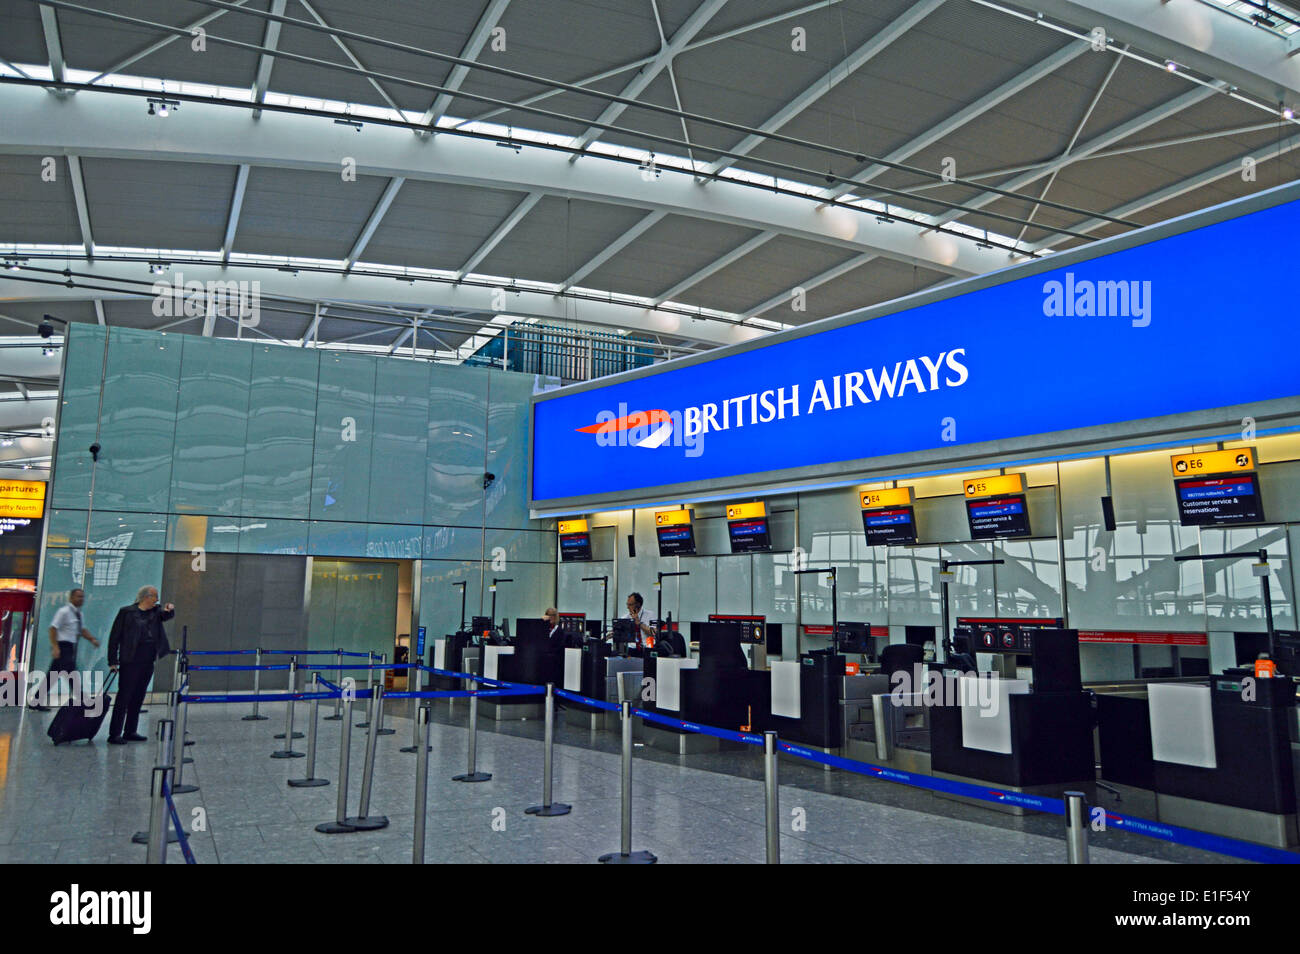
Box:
left=334, top=118, right=362, bottom=131
left=42, top=346, right=56, bottom=357
left=1284, top=105, right=1295, bottom=120
left=147, top=97, right=179, bottom=117
left=38, top=313, right=67, bottom=339
left=3, top=257, right=24, bottom=271
left=0, top=439, right=12, bottom=448
left=1165, top=60, right=1178, bottom=72
left=148, top=261, right=169, bottom=275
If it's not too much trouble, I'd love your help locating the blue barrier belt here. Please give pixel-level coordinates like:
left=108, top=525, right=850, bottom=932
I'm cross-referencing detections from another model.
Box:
left=187, top=664, right=291, bottom=672
left=419, top=664, right=528, bottom=690
left=187, top=650, right=258, bottom=656
left=162, top=781, right=197, bottom=865
left=386, top=685, right=543, bottom=700
left=1097, top=808, right=1300, bottom=864
left=303, top=663, right=410, bottom=671
left=634, top=706, right=765, bottom=746
left=181, top=690, right=342, bottom=704
left=316, top=675, right=341, bottom=692
left=261, top=649, right=336, bottom=655
left=554, top=688, right=620, bottom=712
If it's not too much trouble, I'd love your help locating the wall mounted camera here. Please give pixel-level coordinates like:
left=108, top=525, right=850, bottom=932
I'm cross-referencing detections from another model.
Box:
left=89, top=442, right=101, bottom=462
left=482, top=472, right=496, bottom=490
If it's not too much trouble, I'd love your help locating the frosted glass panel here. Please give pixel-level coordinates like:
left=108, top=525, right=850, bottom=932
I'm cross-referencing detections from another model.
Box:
left=51, top=324, right=107, bottom=510
left=171, top=336, right=251, bottom=515
left=558, top=561, right=614, bottom=626
left=1199, top=525, right=1293, bottom=628
left=423, top=525, right=490, bottom=561
left=486, top=371, right=534, bottom=529
left=888, top=546, right=942, bottom=625
left=311, top=353, right=377, bottom=521
left=716, top=556, right=752, bottom=614
left=994, top=538, right=1062, bottom=619
left=419, top=560, right=482, bottom=637
left=241, top=345, right=317, bottom=519
left=427, top=364, right=488, bottom=529
left=92, top=328, right=182, bottom=512
left=368, top=358, right=429, bottom=525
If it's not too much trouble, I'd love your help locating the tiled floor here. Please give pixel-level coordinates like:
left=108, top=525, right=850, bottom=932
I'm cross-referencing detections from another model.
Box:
left=0, top=698, right=1246, bottom=864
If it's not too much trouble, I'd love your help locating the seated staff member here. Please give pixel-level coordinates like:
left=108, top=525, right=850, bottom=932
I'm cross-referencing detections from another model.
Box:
left=543, top=606, right=567, bottom=652
left=624, top=592, right=655, bottom=652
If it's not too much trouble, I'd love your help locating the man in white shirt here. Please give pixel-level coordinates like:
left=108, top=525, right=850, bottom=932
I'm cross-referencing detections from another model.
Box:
left=625, top=592, right=655, bottom=650
left=44, top=588, right=99, bottom=708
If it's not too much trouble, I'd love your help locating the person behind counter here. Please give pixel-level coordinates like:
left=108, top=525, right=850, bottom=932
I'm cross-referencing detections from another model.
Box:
left=543, top=606, right=567, bottom=652
left=625, top=592, right=655, bottom=652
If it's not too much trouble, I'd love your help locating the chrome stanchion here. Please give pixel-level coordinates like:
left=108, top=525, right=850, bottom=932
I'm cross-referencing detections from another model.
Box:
left=242, top=648, right=267, bottom=721
left=274, top=656, right=305, bottom=741
left=401, top=666, right=431, bottom=754
left=317, top=696, right=356, bottom=833
left=170, top=692, right=198, bottom=794
left=413, top=705, right=432, bottom=864
left=452, top=678, right=491, bottom=782
left=871, top=693, right=894, bottom=762
left=324, top=649, right=344, bottom=720
left=272, top=658, right=306, bottom=758
left=344, top=684, right=389, bottom=830
left=357, top=651, right=375, bottom=728
left=289, top=673, right=329, bottom=787
left=599, top=701, right=655, bottom=864
left=144, top=765, right=174, bottom=865
left=764, top=731, right=780, bottom=864
left=376, top=654, right=395, bottom=735
left=1065, top=791, right=1090, bottom=864
left=526, top=683, right=570, bottom=817
left=132, top=720, right=179, bottom=845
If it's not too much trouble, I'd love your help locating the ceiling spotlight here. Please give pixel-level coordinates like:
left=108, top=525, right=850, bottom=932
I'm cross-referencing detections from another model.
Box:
left=3, top=257, right=23, bottom=271
left=42, top=346, right=56, bottom=357
left=1165, top=60, right=1178, bottom=72
left=1284, top=105, right=1295, bottom=120
left=334, top=118, right=362, bottom=131
left=149, top=261, right=168, bottom=275
left=21, top=463, right=30, bottom=471
left=0, top=439, right=12, bottom=448
left=147, top=97, right=179, bottom=117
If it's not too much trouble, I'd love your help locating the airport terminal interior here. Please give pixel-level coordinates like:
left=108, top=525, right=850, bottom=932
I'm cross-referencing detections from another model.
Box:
left=2, top=0, right=1300, bottom=868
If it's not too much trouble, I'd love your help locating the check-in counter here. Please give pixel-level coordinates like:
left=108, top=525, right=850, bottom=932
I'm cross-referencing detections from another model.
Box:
left=1097, top=675, right=1300, bottom=846
left=929, top=674, right=1094, bottom=809
left=431, top=633, right=474, bottom=689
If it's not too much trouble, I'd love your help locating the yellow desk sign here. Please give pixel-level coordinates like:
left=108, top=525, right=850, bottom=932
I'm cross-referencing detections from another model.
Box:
left=860, top=488, right=912, bottom=509
left=655, top=509, right=692, bottom=527
left=1170, top=448, right=1255, bottom=477
left=0, top=480, right=45, bottom=519
left=725, top=501, right=766, bottom=520
left=963, top=474, right=1024, bottom=498
left=557, top=519, right=589, bottom=534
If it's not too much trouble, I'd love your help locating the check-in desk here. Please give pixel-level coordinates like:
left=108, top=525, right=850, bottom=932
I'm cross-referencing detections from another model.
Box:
left=431, top=633, right=474, bottom=689
left=639, top=652, right=757, bottom=753
left=1097, top=676, right=1300, bottom=846
left=762, top=651, right=846, bottom=750
left=472, top=638, right=557, bottom=721
left=929, top=676, right=1095, bottom=812
left=560, top=641, right=644, bottom=730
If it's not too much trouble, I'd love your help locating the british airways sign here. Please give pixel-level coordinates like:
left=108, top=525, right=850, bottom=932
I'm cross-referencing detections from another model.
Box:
left=531, top=186, right=1300, bottom=509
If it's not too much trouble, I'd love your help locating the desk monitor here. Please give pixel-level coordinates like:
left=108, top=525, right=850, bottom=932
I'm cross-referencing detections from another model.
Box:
left=966, top=494, right=1032, bottom=539
left=611, top=617, right=636, bottom=649
left=471, top=616, right=493, bottom=638
left=691, top=621, right=747, bottom=670
left=708, top=614, right=765, bottom=644
left=836, top=621, right=872, bottom=655
left=766, top=622, right=784, bottom=657
left=1233, top=631, right=1270, bottom=667
left=584, top=619, right=603, bottom=640
left=515, top=617, right=550, bottom=640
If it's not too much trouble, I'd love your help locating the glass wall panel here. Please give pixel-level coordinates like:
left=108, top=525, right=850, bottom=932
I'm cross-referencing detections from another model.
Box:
left=51, top=324, right=107, bottom=510
left=484, top=526, right=557, bottom=566
left=311, top=353, right=377, bottom=522
left=166, top=514, right=240, bottom=554
left=488, top=561, right=555, bottom=628
left=1199, top=524, right=1294, bottom=629
left=170, top=336, right=251, bottom=515
left=307, top=520, right=369, bottom=557
left=92, top=328, right=183, bottom=513
left=994, top=537, right=1062, bottom=619
left=486, top=371, right=536, bottom=529
left=241, top=344, right=317, bottom=519
left=419, top=560, right=482, bottom=638
left=307, top=559, right=398, bottom=657
left=887, top=545, right=942, bottom=625
left=368, top=358, right=429, bottom=525
left=427, top=364, right=488, bottom=529
left=558, top=561, right=615, bottom=627
left=365, top=523, right=423, bottom=560
left=236, top=518, right=309, bottom=555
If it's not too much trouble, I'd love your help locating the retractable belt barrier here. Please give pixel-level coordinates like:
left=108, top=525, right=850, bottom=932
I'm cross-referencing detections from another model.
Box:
left=163, top=780, right=197, bottom=865
left=168, top=658, right=1300, bottom=864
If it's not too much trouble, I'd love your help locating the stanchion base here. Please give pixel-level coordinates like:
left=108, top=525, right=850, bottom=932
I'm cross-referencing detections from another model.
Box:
left=171, top=783, right=199, bottom=795
left=288, top=777, right=330, bottom=788
left=315, top=821, right=357, bottom=834
left=343, top=815, right=389, bottom=830
left=131, top=829, right=179, bottom=844
left=273, top=731, right=306, bottom=740
left=184, top=738, right=194, bottom=746
left=355, top=722, right=371, bottom=728
left=183, top=756, right=193, bottom=765
left=525, top=803, right=572, bottom=817
left=241, top=715, right=268, bottom=721
left=270, top=750, right=306, bottom=759
left=322, top=714, right=343, bottom=721
left=453, top=772, right=492, bottom=782
left=375, top=728, right=396, bottom=736
left=398, top=745, right=433, bottom=753
left=599, top=850, right=656, bottom=864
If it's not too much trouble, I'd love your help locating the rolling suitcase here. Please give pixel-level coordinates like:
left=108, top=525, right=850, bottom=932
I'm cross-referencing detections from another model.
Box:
left=47, top=672, right=117, bottom=745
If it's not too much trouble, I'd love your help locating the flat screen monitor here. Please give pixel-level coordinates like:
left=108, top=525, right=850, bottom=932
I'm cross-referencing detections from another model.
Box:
left=559, top=531, right=593, bottom=561
left=1234, top=631, right=1270, bottom=666
left=558, top=613, right=586, bottom=634
left=836, top=621, right=872, bottom=655
left=708, top=614, right=765, bottom=644
left=1175, top=474, right=1264, bottom=526
left=861, top=506, right=917, bottom=546
left=728, top=517, right=771, bottom=553
left=515, top=617, right=550, bottom=640
left=656, top=523, right=697, bottom=556
left=611, top=618, right=636, bottom=647
left=966, top=494, right=1032, bottom=539
left=584, top=619, right=604, bottom=640
left=471, top=616, right=492, bottom=637
left=691, top=621, right=747, bottom=670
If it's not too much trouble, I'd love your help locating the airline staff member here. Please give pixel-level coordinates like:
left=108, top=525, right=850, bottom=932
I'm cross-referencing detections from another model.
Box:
left=543, top=606, right=566, bottom=652
left=625, top=593, right=655, bottom=650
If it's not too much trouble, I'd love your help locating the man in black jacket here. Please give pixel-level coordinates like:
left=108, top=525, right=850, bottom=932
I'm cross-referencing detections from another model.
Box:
left=106, top=585, right=175, bottom=744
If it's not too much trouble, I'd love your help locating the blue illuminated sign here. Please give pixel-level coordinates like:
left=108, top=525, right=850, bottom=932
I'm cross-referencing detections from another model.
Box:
left=531, top=188, right=1300, bottom=507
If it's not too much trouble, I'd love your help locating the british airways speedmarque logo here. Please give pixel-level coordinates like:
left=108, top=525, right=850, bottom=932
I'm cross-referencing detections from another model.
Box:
left=576, top=408, right=677, bottom=449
